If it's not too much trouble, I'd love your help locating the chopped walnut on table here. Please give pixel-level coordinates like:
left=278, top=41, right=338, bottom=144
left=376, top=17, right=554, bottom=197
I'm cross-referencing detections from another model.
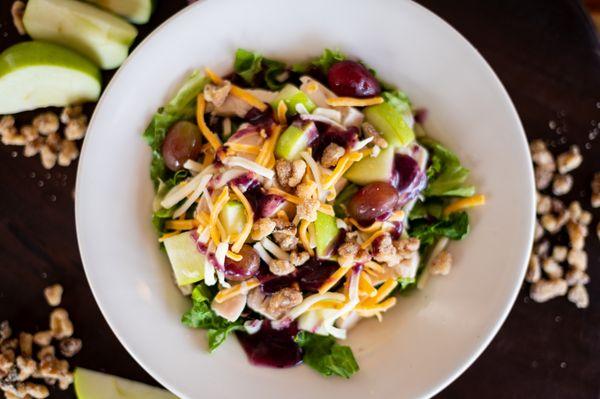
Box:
left=275, top=159, right=306, bottom=188
left=592, top=172, right=600, bottom=208
left=57, top=140, right=79, bottom=167
left=541, top=258, right=563, bottom=279
left=321, top=143, right=345, bottom=168
left=552, top=174, right=573, bottom=196
left=49, top=309, right=73, bottom=340
left=63, top=116, right=87, bottom=141
left=556, top=145, right=582, bottom=174
left=32, top=113, right=59, bottom=136
left=566, top=221, right=587, bottom=250
left=567, top=284, right=589, bottom=309
left=525, top=254, right=541, bottom=283
left=529, top=278, right=568, bottom=303
left=43, top=285, right=63, bottom=307
left=567, top=249, right=587, bottom=271
left=565, top=269, right=590, bottom=286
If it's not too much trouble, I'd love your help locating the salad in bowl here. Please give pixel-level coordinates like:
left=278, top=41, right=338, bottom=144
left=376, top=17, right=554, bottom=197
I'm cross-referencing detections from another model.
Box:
left=144, top=49, right=485, bottom=378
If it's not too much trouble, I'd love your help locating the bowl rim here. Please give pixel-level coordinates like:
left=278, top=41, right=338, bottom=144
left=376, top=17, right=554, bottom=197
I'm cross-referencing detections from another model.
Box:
left=75, top=0, right=535, bottom=397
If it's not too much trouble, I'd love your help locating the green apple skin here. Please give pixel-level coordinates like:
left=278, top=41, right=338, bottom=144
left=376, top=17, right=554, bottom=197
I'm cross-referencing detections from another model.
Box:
left=219, top=200, right=246, bottom=237
left=315, top=211, right=340, bottom=258
left=84, top=0, right=155, bottom=24
left=74, top=368, right=177, bottom=399
left=344, top=146, right=395, bottom=185
left=364, top=102, right=415, bottom=147
left=163, top=231, right=205, bottom=286
left=0, top=41, right=101, bottom=114
left=271, top=84, right=317, bottom=116
left=275, top=121, right=318, bottom=161
left=24, top=0, right=138, bottom=70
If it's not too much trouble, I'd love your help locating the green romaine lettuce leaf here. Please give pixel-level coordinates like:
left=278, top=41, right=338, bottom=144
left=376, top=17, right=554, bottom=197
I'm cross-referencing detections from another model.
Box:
left=420, top=137, right=475, bottom=198
left=182, top=284, right=244, bottom=352
left=234, top=49, right=287, bottom=90
left=382, top=90, right=412, bottom=114
left=409, top=211, right=469, bottom=247
left=295, top=331, right=359, bottom=378
left=292, top=49, right=346, bottom=74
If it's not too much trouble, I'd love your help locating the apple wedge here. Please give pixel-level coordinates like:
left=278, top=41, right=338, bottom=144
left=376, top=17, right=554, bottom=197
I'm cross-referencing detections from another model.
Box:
left=163, top=231, right=205, bottom=286
left=314, top=212, right=339, bottom=258
left=344, top=146, right=395, bottom=185
left=23, top=0, right=138, bottom=70
left=0, top=41, right=101, bottom=114
left=84, top=0, right=155, bottom=24
left=275, top=121, right=318, bottom=161
left=74, top=368, right=177, bottom=399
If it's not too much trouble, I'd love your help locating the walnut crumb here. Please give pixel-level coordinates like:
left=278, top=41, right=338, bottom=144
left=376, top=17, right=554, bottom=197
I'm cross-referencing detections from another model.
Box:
left=63, top=116, right=87, bottom=141
left=251, top=218, right=276, bottom=241
left=57, top=141, right=79, bottom=167
left=58, top=338, right=81, bottom=358
left=43, top=285, right=63, bottom=307
left=32, top=332, right=52, bottom=348
left=552, top=174, right=573, bottom=196
left=290, top=251, right=309, bottom=266
left=541, top=258, right=563, bottom=279
left=32, top=113, right=59, bottom=136
left=567, top=284, right=589, bottom=309
left=529, top=279, right=567, bottom=303
left=275, top=159, right=306, bottom=188
left=265, top=288, right=303, bottom=319
left=49, top=309, right=73, bottom=340
left=429, top=251, right=452, bottom=276
left=296, top=198, right=319, bottom=222
left=551, top=246, right=568, bottom=262
left=567, top=249, right=587, bottom=271
left=525, top=255, right=541, bottom=283
left=60, top=106, right=83, bottom=124
left=556, top=145, right=582, bottom=174
left=269, top=259, right=295, bottom=276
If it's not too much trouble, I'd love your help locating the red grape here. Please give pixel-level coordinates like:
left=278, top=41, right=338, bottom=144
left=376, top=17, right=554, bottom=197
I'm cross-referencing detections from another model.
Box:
left=327, top=61, right=381, bottom=98
left=347, top=182, right=399, bottom=225
left=161, top=121, right=203, bottom=171
left=224, top=245, right=260, bottom=281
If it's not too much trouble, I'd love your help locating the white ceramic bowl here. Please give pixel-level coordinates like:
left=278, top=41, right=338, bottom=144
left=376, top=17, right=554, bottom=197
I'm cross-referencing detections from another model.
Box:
left=75, top=0, right=535, bottom=397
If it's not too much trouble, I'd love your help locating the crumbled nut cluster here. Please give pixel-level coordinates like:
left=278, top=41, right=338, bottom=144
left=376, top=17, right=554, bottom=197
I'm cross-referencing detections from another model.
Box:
left=0, top=107, right=86, bottom=170
left=320, top=143, right=345, bottom=168
left=0, top=285, right=81, bottom=398
left=247, top=286, right=302, bottom=320
left=526, top=139, right=596, bottom=308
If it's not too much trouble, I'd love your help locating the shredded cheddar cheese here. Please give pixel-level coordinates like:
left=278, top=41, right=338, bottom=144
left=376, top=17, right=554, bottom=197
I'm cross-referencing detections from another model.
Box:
left=230, top=86, right=267, bottom=111
left=214, top=278, right=260, bottom=303
left=322, top=151, right=363, bottom=190
left=326, top=96, right=384, bottom=107
left=226, top=251, right=243, bottom=261
left=231, top=185, right=254, bottom=253
left=204, top=67, right=223, bottom=85
left=209, top=187, right=230, bottom=245
left=299, top=219, right=314, bottom=257
left=276, top=101, right=287, bottom=125
left=347, top=218, right=383, bottom=233
left=196, top=95, right=222, bottom=150
left=158, top=231, right=180, bottom=242
left=318, top=265, right=352, bottom=294
left=360, top=229, right=389, bottom=250
left=165, top=219, right=198, bottom=231
left=358, top=273, right=377, bottom=298
left=443, top=194, right=486, bottom=216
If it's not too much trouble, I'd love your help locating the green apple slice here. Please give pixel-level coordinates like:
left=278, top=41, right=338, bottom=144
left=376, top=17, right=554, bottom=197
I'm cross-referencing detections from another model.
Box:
left=0, top=41, right=101, bottom=114
left=219, top=200, right=246, bottom=237
left=271, top=84, right=317, bottom=116
left=84, top=0, right=155, bottom=24
left=315, top=212, right=339, bottom=258
left=364, top=102, right=415, bottom=147
left=23, top=0, right=138, bottom=70
left=74, top=368, right=177, bottom=399
left=275, top=121, right=317, bottom=160
left=163, top=231, right=205, bottom=286
left=344, top=146, right=395, bottom=185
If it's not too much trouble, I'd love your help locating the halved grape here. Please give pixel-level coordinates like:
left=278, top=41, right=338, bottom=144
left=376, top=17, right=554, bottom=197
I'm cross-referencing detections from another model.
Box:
left=161, top=121, right=203, bottom=171
left=347, top=182, right=399, bottom=225
left=224, top=245, right=260, bottom=281
left=327, top=60, right=381, bottom=98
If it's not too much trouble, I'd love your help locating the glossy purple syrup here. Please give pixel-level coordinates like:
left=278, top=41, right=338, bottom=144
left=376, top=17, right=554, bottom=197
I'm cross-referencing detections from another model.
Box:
left=236, top=321, right=302, bottom=368
left=311, top=125, right=359, bottom=160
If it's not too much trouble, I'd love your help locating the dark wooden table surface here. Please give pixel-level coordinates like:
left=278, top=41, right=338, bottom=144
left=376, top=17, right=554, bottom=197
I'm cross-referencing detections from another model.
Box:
left=1, top=1, right=599, bottom=398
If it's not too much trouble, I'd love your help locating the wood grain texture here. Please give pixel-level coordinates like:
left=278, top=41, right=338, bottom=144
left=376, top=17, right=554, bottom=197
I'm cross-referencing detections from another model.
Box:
left=0, top=1, right=598, bottom=398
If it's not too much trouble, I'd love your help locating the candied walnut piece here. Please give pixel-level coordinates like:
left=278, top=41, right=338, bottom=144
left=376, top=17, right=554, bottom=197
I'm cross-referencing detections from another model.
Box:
left=565, top=269, right=590, bottom=286
left=556, top=145, right=582, bottom=174
left=49, top=309, right=73, bottom=339
left=11, top=1, right=26, bottom=35
left=60, top=105, right=83, bottom=124
left=250, top=218, right=276, bottom=241
left=429, top=251, right=452, bottom=276
left=592, top=173, right=600, bottom=208
left=15, top=356, right=36, bottom=382
left=536, top=193, right=552, bottom=215
left=20, top=125, right=39, bottom=143
left=32, top=332, right=52, bottom=348
left=541, top=258, right=563, bottom=279
left=64, top=116, right=88, bottom=141
left=296, top=198, right=319, bottom=222
left=39, top=145, right=57, bottom=170
left=372, top=233, right=397, bottom=265
left=295, top=182, right=315, bottom=199
left=525, top=255, right=541, bottom=283
left=567, top=284, right=589, bottom=309
left=269, top=259, right=295, bottom=276
left=57, top=141, right=79, bottom=167
left=59, top=338, right=82, bottom=358
left=18, top=334, right=32, bottom=358
left=36, top=346, right=54, bottom=362
left=321, top=143, right=345, bottom=168
left=534, top=220, right=544, bottom=242
left=290, top=251, right=309, bottom=266
left=275, top=159, right=306, bottom=188
left=552, top=174, right=573, bottom=196
left=23, top=139, right=43, bottom=158
left=0, top=321, right=11, bottom=344
left=529, top=279, right=567, bottom=303
left=337, top=240, right=370, bottom=267
left=272, top=220, right=298, bottom=251
left=534, top=168, right=553, bottom=191
left=551, top=246, right=568, bottom=262
left=566, top=221, right=587, bottom=250
left=43, top=285, right=63, bottom=307
left=32, top=113, right=59, bottom=136
left=567, top=249, right=587, bottom=271
left=265, top=288, right=303, bottom=319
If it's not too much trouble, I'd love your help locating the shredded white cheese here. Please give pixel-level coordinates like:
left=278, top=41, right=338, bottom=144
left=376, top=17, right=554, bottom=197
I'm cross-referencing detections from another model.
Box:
left=352, top=136, right=374, bottom=151
left=223, top=156, right=274, bottom=179
left=313, top=107, right=342, bottom=123
left=253, top=242, right=274, bottom=265
left=286, top=292, right=346, bottom=321
left=173, top=174, right=212, bottom=218
left=183, top=159, right=204, bottom=174
left=215, top=242, right=231, bottom=288
left=161, top=165, right=215, bottom=209
left=260, top=237, right=289, bottom=260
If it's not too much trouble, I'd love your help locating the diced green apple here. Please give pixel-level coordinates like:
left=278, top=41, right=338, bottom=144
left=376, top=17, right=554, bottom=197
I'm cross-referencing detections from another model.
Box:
left=74, top=368, right=177, bottom=399
left=271, top=84, right=316, bottom=116
left=219, top=200, right=246, bottom=237
left=314, top=212, right=339, bottom=258
left=84, top=0, right=155, bottom=24
left=344, top=146, right=395, bottom=185
left=23, top=0, right=138, bottom=70
left=275, top=121, right=317, bottom=161
left=364, top=102, right=415, bottom=147
left=163, top=231, right=205, bottom=286
left=0, top=41, right=101, bottom=114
